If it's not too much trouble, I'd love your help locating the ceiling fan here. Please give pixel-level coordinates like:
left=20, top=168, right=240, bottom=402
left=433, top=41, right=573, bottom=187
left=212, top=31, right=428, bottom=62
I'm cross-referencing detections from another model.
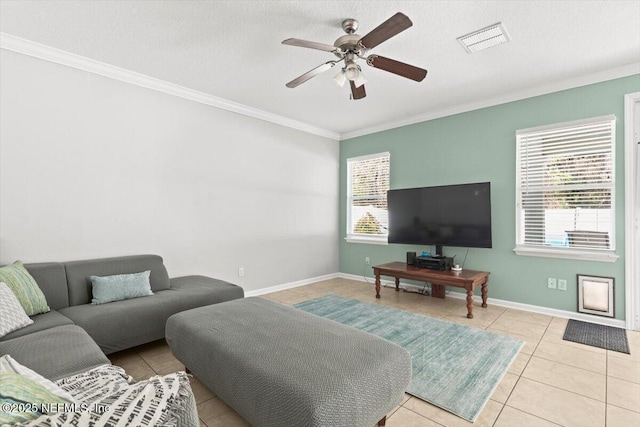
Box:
left=282, top=12, right=427, bottom=100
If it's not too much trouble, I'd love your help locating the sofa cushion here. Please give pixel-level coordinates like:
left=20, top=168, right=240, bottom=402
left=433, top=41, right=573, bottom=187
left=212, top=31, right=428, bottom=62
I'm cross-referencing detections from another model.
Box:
left=64, top=255, right=170, bottom=306
left=164, top=275, right=245, bottom=313
left=0, top=325, right=109, bottom=381
left=59, top=277, right=243, bottom=354
left=0, top=261, right=50, bottom=315
left=24, top=262, right=69, bottom=310
left=59, top=294, right=170, bottom=355
left=0, top=310, right=74, bottom=342
left=0, top=282, right=33, bottom=338
left=90, top=270, right=153, bottom=305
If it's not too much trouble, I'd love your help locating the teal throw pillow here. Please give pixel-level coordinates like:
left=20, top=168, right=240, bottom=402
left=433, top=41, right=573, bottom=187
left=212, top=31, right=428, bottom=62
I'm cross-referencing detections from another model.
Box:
left=90, top=270, right=153, bottom=305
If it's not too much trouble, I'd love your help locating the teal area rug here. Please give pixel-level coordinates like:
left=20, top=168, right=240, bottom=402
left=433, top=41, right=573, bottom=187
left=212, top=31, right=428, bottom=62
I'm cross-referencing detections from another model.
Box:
left=294, top=295, right=523, bottom=422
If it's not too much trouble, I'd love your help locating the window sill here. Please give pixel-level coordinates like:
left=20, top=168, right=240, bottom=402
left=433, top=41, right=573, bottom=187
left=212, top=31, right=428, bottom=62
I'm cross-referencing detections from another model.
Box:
left=513, top=245, right=619, bottom=262
left=345, top=235, right=389, bottom=245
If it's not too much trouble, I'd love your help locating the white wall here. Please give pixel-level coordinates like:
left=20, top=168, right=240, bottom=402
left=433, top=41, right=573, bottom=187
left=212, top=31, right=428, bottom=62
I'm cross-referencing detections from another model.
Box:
left=0, top=50, right=339, bottom=291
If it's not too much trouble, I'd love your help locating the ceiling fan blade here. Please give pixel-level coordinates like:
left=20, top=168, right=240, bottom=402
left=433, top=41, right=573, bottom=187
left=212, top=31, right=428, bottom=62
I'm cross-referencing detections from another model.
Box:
left=286, top=61, right=337, bottom=88
left=358, top=12, right=412, bottom=50
left=366, top=55, right=427, bottom=82
left=349, top=81, right=367, bottom=100
left=282, top=38, right=337, bottom=52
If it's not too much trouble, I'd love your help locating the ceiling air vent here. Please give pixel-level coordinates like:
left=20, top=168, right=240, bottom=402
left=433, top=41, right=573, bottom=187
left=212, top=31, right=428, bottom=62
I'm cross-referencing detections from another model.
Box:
left=457, top=22, right=510, bottom=53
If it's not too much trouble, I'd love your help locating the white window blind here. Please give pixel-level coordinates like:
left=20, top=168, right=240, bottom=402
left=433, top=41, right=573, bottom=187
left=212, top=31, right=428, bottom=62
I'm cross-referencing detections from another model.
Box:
left=516, top=115, right=616, bottom=255
left=347, top=153, right=390, bottom=241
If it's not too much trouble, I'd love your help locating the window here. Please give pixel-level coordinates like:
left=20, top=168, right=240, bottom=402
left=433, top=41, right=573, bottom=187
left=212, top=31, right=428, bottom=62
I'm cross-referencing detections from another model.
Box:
left=515, top=115, right=617, bottom=262
left=346, top=152, right=390, bottom=243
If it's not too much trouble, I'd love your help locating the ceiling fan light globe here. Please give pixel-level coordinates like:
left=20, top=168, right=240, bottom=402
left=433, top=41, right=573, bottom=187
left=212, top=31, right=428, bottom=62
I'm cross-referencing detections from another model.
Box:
left=354, top=72, right=367, bottom=88
left=344, top=63, right=360, bottom=81
left=333, top=70, right=347, bottom=87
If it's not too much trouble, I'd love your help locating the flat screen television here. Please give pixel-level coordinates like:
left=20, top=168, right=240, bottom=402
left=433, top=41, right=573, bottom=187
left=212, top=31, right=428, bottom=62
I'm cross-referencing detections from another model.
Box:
left=387, top=182, right=492, bottom=254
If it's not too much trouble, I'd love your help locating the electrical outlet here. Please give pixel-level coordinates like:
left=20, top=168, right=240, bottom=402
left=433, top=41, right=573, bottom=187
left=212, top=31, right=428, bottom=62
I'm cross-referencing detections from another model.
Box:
left=238, top=267, right=245, bottom=277
left=548, top=278, right=557, bottom=289
left=558, top=279, right=567, bottom=291
left=365, top=257, right=370, bottom=265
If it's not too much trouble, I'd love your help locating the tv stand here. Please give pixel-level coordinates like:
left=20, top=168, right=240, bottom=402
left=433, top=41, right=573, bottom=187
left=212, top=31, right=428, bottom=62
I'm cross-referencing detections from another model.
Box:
left=372, top=262, right=490, bottom=319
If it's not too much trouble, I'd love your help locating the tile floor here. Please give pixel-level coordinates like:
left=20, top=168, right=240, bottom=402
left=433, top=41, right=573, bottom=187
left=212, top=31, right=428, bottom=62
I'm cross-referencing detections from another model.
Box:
left=108, top=278, right=640, bottom=427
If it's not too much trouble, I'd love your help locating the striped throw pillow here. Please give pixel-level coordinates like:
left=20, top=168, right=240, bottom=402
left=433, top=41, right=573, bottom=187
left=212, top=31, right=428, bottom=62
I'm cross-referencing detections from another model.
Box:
left=0, top=261, right=50, bottom=316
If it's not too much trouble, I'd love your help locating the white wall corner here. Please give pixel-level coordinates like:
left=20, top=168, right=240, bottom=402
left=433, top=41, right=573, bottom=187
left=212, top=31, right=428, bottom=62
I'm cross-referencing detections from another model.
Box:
left=624, top=91, right=640, bottom=331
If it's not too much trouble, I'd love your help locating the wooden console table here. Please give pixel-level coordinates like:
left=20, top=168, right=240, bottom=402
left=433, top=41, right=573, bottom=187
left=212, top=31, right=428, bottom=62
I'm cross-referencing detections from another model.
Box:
left=372, top=262, right=490, bottom=319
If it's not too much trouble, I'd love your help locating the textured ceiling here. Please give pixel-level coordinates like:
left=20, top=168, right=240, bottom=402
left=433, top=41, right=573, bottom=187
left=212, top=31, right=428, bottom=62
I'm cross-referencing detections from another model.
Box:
left=1, top=1, right=639, bottom=136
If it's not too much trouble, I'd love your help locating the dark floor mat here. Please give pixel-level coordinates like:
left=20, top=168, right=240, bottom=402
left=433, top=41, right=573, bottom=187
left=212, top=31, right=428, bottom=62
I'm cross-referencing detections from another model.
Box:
left=563, top=319, right=630, bottom=353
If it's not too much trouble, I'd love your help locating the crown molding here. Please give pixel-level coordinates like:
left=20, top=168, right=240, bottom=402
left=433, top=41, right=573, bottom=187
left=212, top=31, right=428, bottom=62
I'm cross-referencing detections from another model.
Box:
left=340, top=63, right=640, bottom=140
left=2, top=32, right=638, bottom=143
left=0, top=32, right=340, bottom=141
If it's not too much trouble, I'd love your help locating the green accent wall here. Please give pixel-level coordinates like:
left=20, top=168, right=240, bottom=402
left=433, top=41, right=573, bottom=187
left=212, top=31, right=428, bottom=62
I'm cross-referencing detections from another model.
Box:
left=339, top=75, right=640, bottom=320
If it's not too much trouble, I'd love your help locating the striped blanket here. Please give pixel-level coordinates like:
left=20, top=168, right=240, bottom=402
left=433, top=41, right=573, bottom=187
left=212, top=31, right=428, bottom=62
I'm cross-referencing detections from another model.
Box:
left=18, top=365, right=198, bottom=426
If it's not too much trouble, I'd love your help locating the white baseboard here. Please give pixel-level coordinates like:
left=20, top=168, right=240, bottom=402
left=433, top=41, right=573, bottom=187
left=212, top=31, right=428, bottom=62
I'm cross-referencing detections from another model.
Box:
left=338, top=273, right=627, bottom=329
left=244, top=273, right=340, bottom=297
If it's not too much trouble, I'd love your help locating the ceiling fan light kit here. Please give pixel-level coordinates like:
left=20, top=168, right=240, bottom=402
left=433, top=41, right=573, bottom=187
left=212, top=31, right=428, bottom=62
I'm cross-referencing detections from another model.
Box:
left=282, top=12, right=428, bottom=100
left=344, top=62, right=360, bottom=80
left=333, top=70, right=347, bottom=87
left=353, top=70, right=367, bottom=88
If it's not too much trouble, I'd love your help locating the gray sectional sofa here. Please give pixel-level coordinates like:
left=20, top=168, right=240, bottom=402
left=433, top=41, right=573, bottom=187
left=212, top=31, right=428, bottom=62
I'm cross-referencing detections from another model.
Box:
left=0, top=254, right=244, bottom=380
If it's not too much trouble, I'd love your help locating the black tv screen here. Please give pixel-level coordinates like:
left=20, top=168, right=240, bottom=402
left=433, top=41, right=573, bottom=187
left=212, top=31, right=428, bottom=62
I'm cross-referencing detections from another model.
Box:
left=388, top=182, right=492, bottom=248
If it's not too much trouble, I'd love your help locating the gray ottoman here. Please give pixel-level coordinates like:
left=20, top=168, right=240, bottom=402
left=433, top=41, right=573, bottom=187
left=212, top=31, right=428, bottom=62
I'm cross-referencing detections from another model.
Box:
left=166, top=297, right=411, bottom=427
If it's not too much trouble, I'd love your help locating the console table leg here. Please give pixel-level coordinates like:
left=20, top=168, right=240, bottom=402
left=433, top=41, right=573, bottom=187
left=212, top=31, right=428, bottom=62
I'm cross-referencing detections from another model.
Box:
left=481, top=281, right=488, bottom=308
left=395, top=277, right=400, bottom=292
left=375, top=274, right=381, bottom=299
left=466, top=289, right=474, bottom=319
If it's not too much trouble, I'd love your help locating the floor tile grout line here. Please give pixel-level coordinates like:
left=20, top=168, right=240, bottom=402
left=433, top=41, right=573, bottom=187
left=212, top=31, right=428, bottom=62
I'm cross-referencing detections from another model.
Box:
left=398, top=404, right=446, bottom=426
left=197, top=397, right=215, bottom=408
left=491, top=400, right=507, bottom=427
left=495, top=314, right=554, bottom=329
left=136, top=349, right=160, bottom=376
left=511, top=331, right=605, bottom=425
left=491, top=326, right=539, bottom=427
left=501, top=402, right=565, bottom=427
left=606, top=401, right=640, bottom=415
left=520, top=359, right=607, bottom=403
left=529, top=353, right=607, bottom=377
left=535, top=316, right=606, bottom=403
left=540, top=335, right=610, bottom=353
left=487, top=323, right=546, bottom=341
left=605, top=347, right=608, bottom=426
left=493, top=374, right=528, bottom=426
left=524, top=376, right=608, bottom=404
